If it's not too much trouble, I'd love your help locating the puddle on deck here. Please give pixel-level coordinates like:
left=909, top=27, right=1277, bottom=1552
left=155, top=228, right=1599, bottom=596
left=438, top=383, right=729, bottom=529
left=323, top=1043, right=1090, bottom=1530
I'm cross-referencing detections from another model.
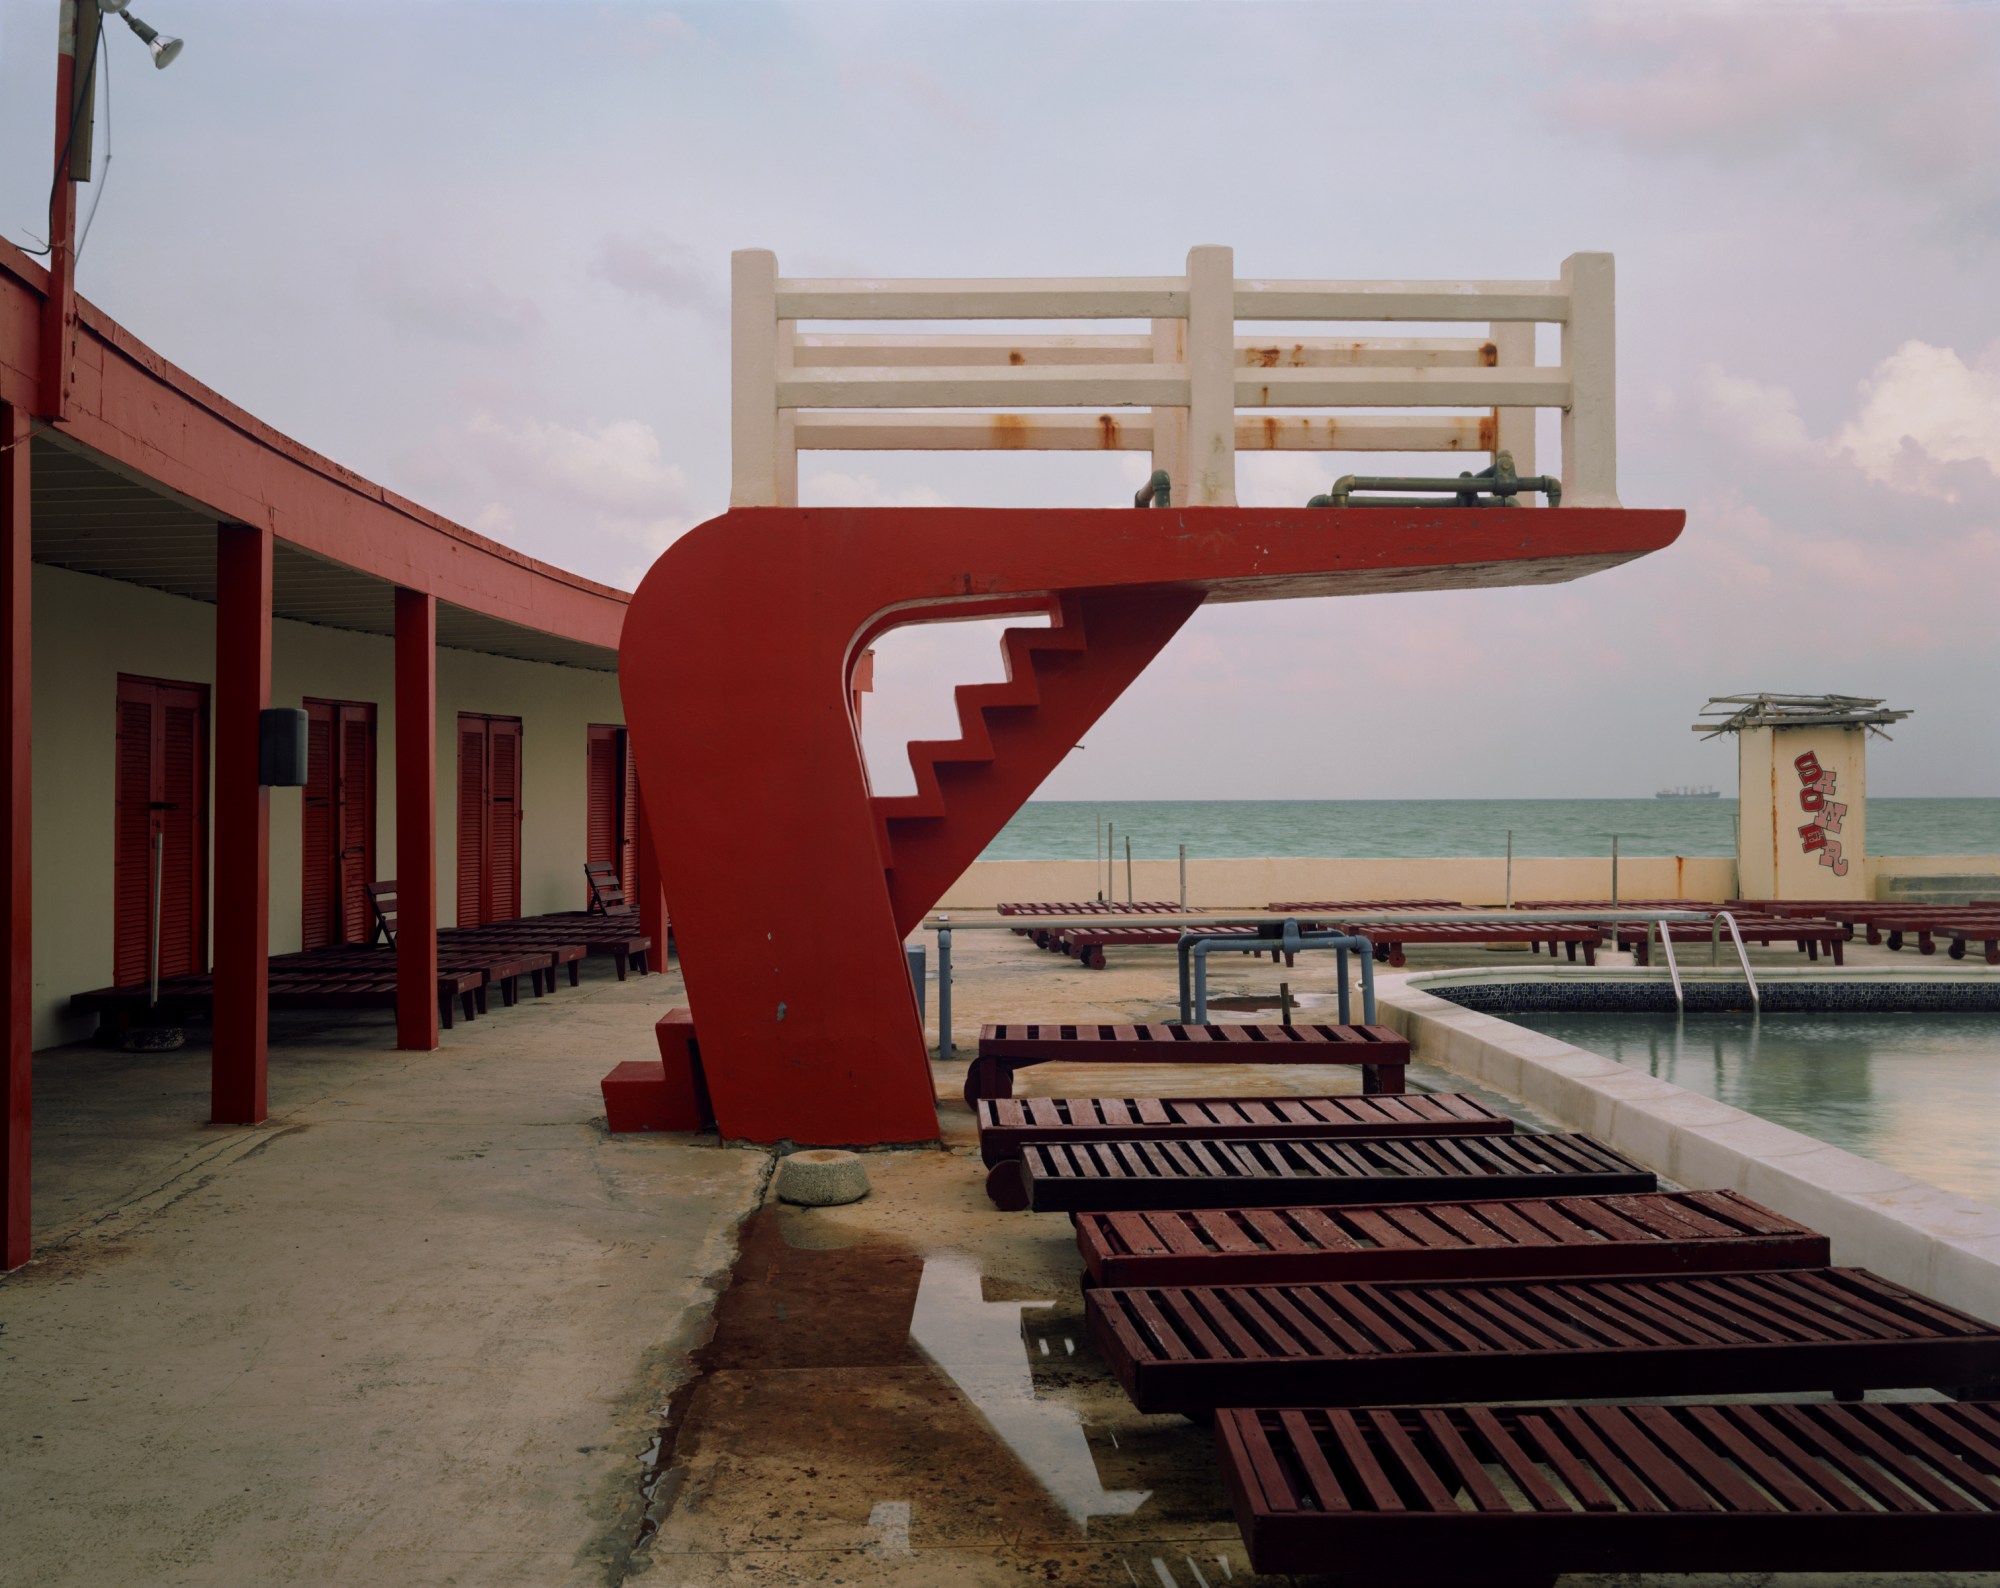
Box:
left=634, top=1205, right=1274, bottom=1584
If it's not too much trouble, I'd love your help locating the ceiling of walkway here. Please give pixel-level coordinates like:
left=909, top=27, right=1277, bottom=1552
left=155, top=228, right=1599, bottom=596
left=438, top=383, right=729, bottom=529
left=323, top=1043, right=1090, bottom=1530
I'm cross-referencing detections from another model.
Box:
left=25, top=437, right=619, bottom=673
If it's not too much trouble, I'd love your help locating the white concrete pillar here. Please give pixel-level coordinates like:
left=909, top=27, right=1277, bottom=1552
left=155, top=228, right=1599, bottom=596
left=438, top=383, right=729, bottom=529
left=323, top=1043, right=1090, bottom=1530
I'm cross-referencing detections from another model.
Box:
left=1490, top=321, right=1537, bottom=496
left=1185, top=245, right=1236, bottom=506
left=1559, top=252, right=1619, bottom=508
left=1149, top=316, right=1188, bottom=505
left=731, top=249, right=780, bottom=508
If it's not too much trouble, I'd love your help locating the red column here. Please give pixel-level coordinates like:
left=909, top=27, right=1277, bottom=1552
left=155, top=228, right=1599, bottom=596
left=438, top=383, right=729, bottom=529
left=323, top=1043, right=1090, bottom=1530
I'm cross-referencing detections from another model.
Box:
left=2, top=403, right=32, bottom=1269
left=212, top=524, right=271, bottom=1124
left=395, top=589, right=438, bottom=1050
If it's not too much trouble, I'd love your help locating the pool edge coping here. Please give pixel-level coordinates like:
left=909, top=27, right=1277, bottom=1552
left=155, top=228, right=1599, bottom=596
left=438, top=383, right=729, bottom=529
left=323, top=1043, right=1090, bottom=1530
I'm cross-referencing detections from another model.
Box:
left=1378, top=968, right=2000, bottom=1324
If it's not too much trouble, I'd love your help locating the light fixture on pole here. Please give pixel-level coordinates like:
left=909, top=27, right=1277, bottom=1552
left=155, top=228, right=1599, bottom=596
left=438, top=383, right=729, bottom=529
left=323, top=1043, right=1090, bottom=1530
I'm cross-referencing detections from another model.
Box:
left=96, top=0, right=184, bottom=69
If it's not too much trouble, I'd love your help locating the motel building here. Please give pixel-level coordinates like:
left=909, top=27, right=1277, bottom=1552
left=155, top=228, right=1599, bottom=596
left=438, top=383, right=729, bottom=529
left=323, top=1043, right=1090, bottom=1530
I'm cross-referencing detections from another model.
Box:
left=1, top=233, right=670, bottom=1271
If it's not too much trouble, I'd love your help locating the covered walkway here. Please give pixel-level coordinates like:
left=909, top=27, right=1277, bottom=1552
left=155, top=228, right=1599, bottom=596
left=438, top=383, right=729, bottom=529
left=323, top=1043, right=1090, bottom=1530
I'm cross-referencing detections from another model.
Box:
left=2, top=234, right=662, bottom=1269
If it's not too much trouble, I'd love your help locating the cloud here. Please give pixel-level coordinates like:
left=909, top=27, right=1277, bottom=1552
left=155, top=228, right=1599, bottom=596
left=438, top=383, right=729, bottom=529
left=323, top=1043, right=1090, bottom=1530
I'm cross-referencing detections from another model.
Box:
left=1549, top=6, right=2000, bottom=231
left=588, top=234, right=722, bottom=317
left=354, top=259, right=544, bottom=348
left=395, top=413, right=698, bottom=587
left=1834, top=340, right=2000, bottom=500
left=803, top=470, right=950, bottom=509
left=1697, top=365, right=1820, bottom=458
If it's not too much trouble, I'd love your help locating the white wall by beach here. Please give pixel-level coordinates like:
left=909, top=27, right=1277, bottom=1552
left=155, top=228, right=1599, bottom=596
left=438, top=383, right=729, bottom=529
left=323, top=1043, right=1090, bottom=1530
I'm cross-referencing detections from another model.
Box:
left=30, top=565, right=624, bottom=1048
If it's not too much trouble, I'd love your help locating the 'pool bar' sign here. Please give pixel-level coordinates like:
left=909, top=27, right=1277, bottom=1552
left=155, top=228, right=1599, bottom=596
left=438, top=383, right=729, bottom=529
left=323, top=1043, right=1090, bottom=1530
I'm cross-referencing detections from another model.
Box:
left=1793, top=752, right=1849, bottom=877
left=1691, top=693, right=1912, bottom=901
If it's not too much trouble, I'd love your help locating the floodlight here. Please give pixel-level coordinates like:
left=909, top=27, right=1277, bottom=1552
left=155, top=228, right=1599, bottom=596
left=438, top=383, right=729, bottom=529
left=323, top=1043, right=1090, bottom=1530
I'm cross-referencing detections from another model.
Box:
left=97, top=0, right=132, bottom=13
left=119, top=11, right=183, bottom=69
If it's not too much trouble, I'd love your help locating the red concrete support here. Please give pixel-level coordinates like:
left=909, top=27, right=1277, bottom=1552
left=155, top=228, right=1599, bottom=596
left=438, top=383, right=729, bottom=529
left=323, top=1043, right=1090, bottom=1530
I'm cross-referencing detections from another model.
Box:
left=620, top=504, right=1684, bottom=1147
left=2, top=402, right=32, bottom=1268
left=212, top=524, right=272, bottom=1124
left=394, top=589, right=439, bottom=1051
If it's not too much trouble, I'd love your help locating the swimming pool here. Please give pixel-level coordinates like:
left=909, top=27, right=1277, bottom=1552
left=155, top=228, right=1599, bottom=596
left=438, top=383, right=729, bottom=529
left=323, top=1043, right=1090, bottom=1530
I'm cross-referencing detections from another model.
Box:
left=1506, top=1010, right=2000, bottom=1210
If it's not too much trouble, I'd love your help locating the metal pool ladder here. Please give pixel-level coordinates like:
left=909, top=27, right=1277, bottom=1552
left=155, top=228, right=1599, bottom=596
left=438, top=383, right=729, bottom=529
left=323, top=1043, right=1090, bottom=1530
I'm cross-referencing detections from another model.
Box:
left=1658, top=910, right=1760, bottom=1011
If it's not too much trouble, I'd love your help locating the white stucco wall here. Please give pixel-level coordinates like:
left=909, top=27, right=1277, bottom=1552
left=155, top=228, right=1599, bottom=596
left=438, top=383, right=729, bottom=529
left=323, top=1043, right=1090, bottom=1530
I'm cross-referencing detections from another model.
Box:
left=31, top=566, right=624, bottom=1048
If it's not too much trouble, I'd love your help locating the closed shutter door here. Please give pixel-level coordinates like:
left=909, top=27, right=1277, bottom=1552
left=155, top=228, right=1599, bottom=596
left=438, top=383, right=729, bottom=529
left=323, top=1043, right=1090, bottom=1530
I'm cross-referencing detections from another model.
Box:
left=301, top=702, right=335, bottom=950
left=113, top=677, right=209, bottom=985
left=586, top=724, right=618, bottom=903
left=619, top=731, right=640, bottom=902
left=113, top=692, right=156, bottom=986
left=337, top=707, right=374, bottom=942
left=489, top=718, right=522, bottom=922
left=456, top=716, right=488, bottom=928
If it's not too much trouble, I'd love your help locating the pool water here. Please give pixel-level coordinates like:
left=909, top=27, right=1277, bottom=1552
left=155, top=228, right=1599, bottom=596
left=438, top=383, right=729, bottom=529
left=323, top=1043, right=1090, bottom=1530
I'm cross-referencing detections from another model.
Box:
left=1506, top=1012, right=2000, bottom=1209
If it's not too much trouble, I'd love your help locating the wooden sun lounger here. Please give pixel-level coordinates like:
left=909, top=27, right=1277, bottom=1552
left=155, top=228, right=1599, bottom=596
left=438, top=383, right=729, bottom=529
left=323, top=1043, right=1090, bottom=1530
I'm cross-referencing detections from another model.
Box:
left=1008, top=1131, right=1653, bottom=1214
left=1087, top=1266, right=2000, bottom=1414
left=1217, top=1399, right=2000, bottom=1585
left=1617, top=915, right=1846, bottom=964
left=970, top=1021, right=1412, bottom=1106
left=1265, top=900, right=1465, bottom=912
left=1864, top=910, right=2000, bottom=964
left=998, top=900, right=1183, bottom=915
left=368, top=881, right=585, bottom=994
left=977, top=1092, right=1511, bottom=1208
left=1050, top=922, right=1274, bottom=968
left=1073, top=1189, right=1831, bottom=1289
left=72, top=964, right=487, bottom=1030
left=1297, top=918, right=1602, bottom=967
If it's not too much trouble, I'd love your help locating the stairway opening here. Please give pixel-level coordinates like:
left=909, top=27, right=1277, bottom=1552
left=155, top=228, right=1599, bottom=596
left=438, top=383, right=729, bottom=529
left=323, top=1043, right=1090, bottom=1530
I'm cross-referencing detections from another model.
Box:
left=858, top=611, right=1050, bottom=798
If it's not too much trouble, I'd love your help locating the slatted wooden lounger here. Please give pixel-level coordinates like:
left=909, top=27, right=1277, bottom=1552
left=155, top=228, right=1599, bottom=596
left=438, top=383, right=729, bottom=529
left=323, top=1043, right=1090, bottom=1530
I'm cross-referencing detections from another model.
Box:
left=1293, top=917, right=1602, bottom=967
left=1006, top=1132, right=1654, bottom=1214
left=977, top=1092, right=1512, bottom=1209
left=367, top=881, right=581, bottom=995
left=1866, top=910, right=2000, bottom=965
left=1050, top=923, right=1272, bottom=967
left=1087, top=1266, right=2000, bottom=1415
left=1265, top=900, right=1466, bottom=912
left=997, top=901, right=1184, bottom=951
left=71, top=964, right=489, bottom=1030
left=970, top=1021, right=1413, bottom=1106
left=1616, top=915, right=1846, bottom=965
left=1217, top=1399, right=2000, bottom=1586
left=1073, top=1189, right=1831, bottom=1288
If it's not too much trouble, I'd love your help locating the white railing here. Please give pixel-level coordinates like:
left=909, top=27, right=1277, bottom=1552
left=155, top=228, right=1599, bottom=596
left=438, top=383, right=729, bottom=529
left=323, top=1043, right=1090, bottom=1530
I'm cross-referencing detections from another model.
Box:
left=731, top=245, right=1617, bottom=511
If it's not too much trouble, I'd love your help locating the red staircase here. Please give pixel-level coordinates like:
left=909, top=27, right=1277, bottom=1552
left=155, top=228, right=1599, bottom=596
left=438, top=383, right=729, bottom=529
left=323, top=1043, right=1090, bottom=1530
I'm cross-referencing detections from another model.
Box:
left=872, top=587, right=1202, bottom=936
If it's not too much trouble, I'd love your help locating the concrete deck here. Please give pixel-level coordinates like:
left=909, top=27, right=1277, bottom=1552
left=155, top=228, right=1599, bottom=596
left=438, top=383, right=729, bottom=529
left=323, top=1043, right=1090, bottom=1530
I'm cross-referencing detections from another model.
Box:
left=2, top=925, right=1990, bottom=1586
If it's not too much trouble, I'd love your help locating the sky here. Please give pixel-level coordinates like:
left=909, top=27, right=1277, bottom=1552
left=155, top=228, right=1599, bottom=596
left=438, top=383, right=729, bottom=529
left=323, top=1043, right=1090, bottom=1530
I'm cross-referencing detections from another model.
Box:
left=2, top=0, right=1997, bottom=806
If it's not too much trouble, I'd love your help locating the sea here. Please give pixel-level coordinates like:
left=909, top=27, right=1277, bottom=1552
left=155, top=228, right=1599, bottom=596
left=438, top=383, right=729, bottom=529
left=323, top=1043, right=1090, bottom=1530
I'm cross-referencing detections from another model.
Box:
left=978, top=798, right=2000, bottom=861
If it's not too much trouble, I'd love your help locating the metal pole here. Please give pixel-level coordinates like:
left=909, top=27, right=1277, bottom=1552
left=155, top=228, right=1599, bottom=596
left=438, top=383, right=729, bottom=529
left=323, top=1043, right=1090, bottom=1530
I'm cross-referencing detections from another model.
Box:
left=1505, top=829, right=1513, bottom=908
left=1178, top=843, right=1187, bottom=911
left=1124, top=834, right=1133, bottom=904
left=1611, top=834, right=1620, bottom=905
left=936, top=923, right=953, bottom=1063
left=1095, top=815, right=1102, bottom=902
left=1279, top=980, right=1292, bottom=1029
left=1105, top=821, right=1113, bottom=904
left=1358, top=941, right=1377, bottom=1024
left=148, top=830, right=163, bottom=1009
left=1336, top=945, right=1350, bottom=1025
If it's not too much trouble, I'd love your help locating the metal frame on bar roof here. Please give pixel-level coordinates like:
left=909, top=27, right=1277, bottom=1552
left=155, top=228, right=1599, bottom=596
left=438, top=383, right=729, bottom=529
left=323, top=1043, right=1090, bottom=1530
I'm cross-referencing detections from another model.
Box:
left=1692, top=693, right=1912, bottom=739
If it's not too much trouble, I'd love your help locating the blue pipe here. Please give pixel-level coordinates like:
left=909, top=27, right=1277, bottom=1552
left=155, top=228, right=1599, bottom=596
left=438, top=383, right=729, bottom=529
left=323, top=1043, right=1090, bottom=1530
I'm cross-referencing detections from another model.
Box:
left=1176, top=918, right=1376, bottom=1024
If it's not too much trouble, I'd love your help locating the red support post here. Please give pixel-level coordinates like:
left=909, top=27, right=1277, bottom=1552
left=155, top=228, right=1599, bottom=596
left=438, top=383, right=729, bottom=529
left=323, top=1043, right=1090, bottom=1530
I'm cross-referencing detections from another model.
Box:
left=2, top=403, right=32, bottom=1269
left=395, top=589, right=439, bottom=1050
left=212, top=524, right=271, bottom=1124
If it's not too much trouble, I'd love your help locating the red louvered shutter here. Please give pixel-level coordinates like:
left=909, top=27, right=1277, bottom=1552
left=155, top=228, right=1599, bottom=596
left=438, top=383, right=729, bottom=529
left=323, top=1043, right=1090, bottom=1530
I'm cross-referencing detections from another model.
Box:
left=586, top=724, right=618, bottom=905
left=301, top=702, right=335, bottom=950
left=456, top=716, right=488, bottom=928
left=113, top=687, right=156, bottom=986
left=488, top=718, right=522, bottom=921
left=619, top=730, right=640, bottom=902
left=337, top=706, right=375, bottom=942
